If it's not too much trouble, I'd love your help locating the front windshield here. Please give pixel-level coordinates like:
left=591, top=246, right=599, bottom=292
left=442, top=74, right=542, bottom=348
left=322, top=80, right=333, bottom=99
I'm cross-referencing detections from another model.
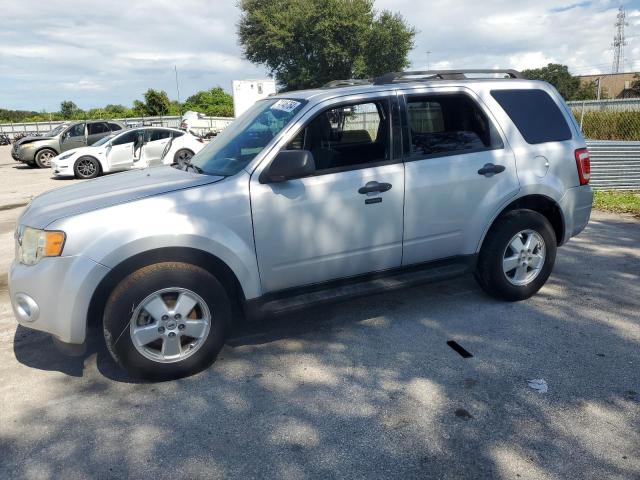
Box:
left=46, top=124, right=67, bottom=137
left=93, top=134, right=115, bottom=147
left=190, top=98, right=306, bottom=176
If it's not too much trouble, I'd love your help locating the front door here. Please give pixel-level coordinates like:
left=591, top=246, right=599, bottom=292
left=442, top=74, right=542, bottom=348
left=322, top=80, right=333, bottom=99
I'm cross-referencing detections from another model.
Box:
left=251, top=97, right=405, bottom=293
left=60, top=123, right=86, bottom=152
left=400, top=90, right=520, bottom=265
left=106, top=129, right=139, bottom=170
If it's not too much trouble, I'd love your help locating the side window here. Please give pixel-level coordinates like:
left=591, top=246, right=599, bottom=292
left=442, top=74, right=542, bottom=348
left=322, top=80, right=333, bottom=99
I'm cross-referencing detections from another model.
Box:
left=491, top=89, right=572, bottom=144
left=171, top=131, right=185, bottom=138
left=66, top=123, right=85, bottom=138
left=405, top=94, right=503, bottom=158
left=87, top=122, right=109, bottom=135
left=288, top=100, right=391, bottom=171
left=112, top=130, right=138, bottom=146
left=148, top=129, right=172, bottom=142
left=108, top=123, right=122, bottom=132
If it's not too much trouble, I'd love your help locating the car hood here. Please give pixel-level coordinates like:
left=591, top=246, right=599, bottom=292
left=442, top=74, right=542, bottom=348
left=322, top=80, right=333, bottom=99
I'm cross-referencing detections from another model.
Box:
left=19, top=166, right=224, bottom=229
left=52, top=145, right=97, bottom=161
left=16, top=136, right=53, bottom=146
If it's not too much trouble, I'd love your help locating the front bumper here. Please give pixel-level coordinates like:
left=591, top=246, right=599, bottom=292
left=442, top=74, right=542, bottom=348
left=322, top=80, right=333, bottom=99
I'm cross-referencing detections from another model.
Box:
left=50, top=159, right=74, bottom=177
left=9, top=255, right=110, bottom=344
left=13, top=146, right=36, bottom=162
left=559, top=185, right=593, bottom=244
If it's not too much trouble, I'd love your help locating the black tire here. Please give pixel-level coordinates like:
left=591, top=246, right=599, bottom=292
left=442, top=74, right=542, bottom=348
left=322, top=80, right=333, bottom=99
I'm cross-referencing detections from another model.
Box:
left=174, top=149, right=194, bottom=167
left=73, top=156, right=100, bottom=179
left=34, top=148, right=57, bottom=168
left=475, top=209, right=557, bottom=301
left=103, top=262, right=229, bottom=380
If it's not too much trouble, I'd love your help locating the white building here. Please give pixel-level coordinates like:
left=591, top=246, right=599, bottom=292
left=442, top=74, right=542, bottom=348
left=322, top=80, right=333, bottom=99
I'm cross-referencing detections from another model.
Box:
left=232, top=79, right=277, bottom=117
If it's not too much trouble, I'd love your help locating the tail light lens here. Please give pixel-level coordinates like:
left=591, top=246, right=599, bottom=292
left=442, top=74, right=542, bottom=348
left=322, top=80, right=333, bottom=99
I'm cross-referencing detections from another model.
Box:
left=574, top=148, right=590, bottom=185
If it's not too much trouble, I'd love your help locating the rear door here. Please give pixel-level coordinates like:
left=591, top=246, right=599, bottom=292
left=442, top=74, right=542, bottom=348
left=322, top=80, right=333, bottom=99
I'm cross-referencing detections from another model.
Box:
left=400, top=88, right=519, bottom=265
left=87, top=122, right=111, bottom=145
left=141, top=128, right=173, bottom=166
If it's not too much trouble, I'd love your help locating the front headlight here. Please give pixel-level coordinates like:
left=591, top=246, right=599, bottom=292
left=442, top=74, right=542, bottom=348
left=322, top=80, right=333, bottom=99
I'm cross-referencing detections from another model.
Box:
left=58, top=152, right=75, bottom=160
left=16, top=227, right=66, bottom=266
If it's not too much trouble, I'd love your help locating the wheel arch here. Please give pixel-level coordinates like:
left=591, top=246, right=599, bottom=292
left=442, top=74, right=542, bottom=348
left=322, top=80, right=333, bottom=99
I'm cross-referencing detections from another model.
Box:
left=87, top=246, right=245, bottom=327
left=35, top=146, right=59, bottom=158
left=478, top=194, right=565, bottom=253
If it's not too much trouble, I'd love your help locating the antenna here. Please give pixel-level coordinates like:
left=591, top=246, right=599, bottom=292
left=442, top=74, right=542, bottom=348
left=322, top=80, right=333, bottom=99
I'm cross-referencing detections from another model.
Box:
left=612, top=6, right=628, bottom=73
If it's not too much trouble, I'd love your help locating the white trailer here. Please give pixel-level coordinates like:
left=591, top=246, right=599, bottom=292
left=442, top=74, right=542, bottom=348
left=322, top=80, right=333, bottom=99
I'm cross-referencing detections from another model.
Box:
left=232, top=79, right=277, bottom=117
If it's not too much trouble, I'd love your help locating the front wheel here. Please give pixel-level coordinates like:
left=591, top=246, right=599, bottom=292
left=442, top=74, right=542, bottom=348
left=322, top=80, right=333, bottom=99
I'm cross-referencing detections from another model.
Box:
left=475, top=209, right=557, bottom=301
left=103, top=262, right=229, bottom=380
left=35, top=148, right=56, bottom=168
left=74, top=156, right=100, bottom=179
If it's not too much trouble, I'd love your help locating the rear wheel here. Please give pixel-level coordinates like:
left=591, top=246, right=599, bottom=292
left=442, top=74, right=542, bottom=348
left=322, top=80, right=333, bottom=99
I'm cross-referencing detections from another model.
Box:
left=475, top=209, right=557, bottom=301
left=174, top=149, right=194, bottom=168
left=103, top=262, right=229, bottom=380
left=35, top=148, right=56, bottom=168
left=74, top=156, right=100, bottom=179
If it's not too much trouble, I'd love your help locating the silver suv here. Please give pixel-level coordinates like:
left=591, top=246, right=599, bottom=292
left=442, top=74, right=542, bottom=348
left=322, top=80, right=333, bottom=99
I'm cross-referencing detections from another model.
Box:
left=12, top=120, right=124, bottom=168
left=9, top=70, right=593, bottom=380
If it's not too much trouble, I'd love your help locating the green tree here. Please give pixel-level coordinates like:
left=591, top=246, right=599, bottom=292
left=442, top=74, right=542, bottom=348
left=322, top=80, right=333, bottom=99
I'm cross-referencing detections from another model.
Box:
left=59, top=100, right=81, bottom=119
left=183, top=87, right=234, bottom=117
left=571, top=80, right=597, bottom=101
left=142, top=89, right=171, bottom=116
left=521, top=64, right=580, bottom=100
left=132, top=100, right=147, bottom=117
left=238, top=0, right=416, bottom=90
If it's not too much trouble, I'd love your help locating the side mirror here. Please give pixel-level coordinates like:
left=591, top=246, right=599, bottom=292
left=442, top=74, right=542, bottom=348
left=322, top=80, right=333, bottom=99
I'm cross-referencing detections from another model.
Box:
left=260, top=150, right=316, bottom=183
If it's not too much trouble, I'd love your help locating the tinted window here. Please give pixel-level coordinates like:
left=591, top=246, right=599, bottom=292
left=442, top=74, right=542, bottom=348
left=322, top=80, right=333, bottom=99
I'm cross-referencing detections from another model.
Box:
left=172, top=131, right=185, bottom=138
left=491, top=89, right=572, bottom=144
left=405, top=94, right=503, bottom=157
left=112, top=130, right=139, bottom=146
left=108, top=123, right=122, bottom=132
left=88, top=122, right=109, bottom=135
left=148, top=129, right=172, bottom=142
left=288, top=100, right=390, bottom=171
left=66, top=123, right=85, bottom=138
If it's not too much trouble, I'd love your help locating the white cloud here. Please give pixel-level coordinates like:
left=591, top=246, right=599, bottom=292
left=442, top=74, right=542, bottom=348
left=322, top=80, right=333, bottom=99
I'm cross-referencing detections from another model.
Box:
left=0, top=0, right=638, bottom=111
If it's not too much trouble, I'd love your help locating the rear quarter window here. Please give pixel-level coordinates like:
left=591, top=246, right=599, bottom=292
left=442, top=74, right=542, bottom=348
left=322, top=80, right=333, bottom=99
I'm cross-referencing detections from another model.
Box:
left=490, top=89, right=572, bottom=144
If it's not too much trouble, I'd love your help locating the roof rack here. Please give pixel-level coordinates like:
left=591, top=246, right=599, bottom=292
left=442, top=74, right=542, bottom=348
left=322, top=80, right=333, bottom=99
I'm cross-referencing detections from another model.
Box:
left=322, top=79, right=372, bottom=88
left=372, top=69, right=523, bottom=85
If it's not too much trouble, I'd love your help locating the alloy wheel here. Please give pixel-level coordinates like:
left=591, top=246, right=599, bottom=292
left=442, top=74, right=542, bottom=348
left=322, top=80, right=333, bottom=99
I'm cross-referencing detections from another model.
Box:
left=502, top=229, right=546, bottom=286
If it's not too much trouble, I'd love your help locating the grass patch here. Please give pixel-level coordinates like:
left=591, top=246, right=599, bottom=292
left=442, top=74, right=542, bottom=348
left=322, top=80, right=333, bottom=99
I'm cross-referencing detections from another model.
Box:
left=593, top=190, right=640, bottom=217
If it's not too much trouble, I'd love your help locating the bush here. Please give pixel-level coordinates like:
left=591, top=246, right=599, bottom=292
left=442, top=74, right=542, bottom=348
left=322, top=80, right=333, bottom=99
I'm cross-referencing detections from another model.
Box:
left=572, top=109, right=640, bottom=141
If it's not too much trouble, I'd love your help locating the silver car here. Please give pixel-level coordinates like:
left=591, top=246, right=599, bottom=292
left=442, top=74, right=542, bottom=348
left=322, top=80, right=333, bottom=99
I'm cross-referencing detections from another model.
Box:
left=9, top=70, right=593, bottom=380
left=11, top=120, right=125, bottom=168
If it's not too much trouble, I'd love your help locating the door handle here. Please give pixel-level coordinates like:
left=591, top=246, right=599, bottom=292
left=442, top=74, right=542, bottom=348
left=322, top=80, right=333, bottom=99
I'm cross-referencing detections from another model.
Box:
left=358, top=181, right=392, bottom=194
left=477, top=163, right=506, bottom=177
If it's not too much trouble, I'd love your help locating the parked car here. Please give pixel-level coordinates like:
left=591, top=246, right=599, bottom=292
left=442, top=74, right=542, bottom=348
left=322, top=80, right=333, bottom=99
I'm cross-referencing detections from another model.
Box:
left=9, top=70, right=593, bottom=380
left=11, top=120, right=125, bottom=168
left=50, top=127, right=205, bottom=179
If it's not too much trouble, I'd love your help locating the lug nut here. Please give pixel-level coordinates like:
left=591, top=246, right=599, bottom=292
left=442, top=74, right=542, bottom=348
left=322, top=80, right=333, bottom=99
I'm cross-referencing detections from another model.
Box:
left=168, top=332, right=176, bottom=338
left=158, top=326, right=165, bottom=333
left=161, top=315, right=169, bottom=321
left=178, top=324, right=185, bottom=330
left=174, top=314, right=182, bottom=320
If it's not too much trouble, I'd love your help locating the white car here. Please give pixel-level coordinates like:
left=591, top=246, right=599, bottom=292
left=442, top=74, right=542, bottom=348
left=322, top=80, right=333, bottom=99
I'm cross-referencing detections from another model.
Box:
left=50, top=127, right=205, bottom=179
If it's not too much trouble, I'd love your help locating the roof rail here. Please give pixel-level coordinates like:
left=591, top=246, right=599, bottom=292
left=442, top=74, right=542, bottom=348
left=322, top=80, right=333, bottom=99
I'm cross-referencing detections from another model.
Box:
left=322, top=79, right=372, bottom=88
left=372, top=69, right=523, bottom=85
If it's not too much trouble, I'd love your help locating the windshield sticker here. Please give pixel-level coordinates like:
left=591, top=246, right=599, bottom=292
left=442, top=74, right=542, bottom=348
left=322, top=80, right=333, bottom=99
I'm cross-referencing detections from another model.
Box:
left=271, top=99, right=301, bottom=113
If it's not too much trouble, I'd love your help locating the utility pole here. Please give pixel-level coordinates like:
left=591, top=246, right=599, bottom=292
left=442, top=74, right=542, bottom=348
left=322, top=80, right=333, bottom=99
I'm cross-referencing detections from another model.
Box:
left=174, top=65, right=181, bottom=104
left=612, top=6, right=627, bottom=74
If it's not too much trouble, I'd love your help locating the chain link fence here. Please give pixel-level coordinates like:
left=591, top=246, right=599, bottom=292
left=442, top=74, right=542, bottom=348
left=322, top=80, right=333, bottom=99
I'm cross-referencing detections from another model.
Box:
left=567, top=98, right=640, bottom=141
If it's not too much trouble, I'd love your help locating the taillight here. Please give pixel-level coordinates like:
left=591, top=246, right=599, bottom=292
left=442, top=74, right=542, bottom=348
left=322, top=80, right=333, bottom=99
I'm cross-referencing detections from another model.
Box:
left=574, top=148, right=590, bottom=185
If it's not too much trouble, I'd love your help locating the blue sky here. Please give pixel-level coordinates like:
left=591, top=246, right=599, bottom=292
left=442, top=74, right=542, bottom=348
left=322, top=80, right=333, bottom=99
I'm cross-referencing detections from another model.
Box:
left=1, top=0, right=639, bottom=112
